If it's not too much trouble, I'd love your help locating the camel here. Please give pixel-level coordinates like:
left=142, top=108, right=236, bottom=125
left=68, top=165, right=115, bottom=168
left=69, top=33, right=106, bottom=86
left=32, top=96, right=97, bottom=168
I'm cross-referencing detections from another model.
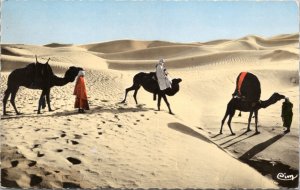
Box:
left=220, top=72, right=285, bottom=135
left=3, top=57, right=83, bottom=115
left=121, top=72, right=182, bottom=114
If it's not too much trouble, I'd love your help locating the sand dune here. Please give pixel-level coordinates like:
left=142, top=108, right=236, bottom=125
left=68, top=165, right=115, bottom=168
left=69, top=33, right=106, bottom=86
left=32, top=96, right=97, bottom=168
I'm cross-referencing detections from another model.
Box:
left=44, top=43, right=73, bottom=48
left=1, top=33, right=299, bottom=188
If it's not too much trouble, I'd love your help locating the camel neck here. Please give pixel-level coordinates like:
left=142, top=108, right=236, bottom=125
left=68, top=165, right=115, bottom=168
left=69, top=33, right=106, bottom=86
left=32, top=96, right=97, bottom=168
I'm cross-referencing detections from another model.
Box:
left=260, top=96, right=279, bottom=109
left=51, top=75, right=69, bottom=87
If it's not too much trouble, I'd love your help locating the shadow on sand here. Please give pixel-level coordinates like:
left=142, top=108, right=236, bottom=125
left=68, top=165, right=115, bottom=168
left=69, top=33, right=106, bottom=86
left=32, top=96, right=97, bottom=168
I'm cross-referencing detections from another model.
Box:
left=239, top=133, right=286, bottom=160
left=168, top=122, right=211, bottom=144
left=238, top=133, right=298, bottom=188
left=1, top=105, right=154, bottom=120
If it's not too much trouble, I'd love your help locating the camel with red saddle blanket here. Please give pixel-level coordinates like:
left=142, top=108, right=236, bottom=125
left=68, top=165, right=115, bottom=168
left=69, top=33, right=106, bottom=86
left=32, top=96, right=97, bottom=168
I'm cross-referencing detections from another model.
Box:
left=220, top=72, right=285, bottom=135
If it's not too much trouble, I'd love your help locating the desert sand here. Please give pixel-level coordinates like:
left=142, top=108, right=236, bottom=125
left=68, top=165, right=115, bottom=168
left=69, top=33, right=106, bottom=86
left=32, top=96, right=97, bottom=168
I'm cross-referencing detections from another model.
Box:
left=1, top=33, right=299, bottom=188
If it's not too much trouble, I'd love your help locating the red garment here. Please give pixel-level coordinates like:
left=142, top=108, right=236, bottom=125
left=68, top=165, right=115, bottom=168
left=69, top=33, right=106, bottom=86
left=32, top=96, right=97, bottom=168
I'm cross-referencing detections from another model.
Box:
left=73, top=76, right=89, bottom=110
left=237, top=72, right=247, bottom=96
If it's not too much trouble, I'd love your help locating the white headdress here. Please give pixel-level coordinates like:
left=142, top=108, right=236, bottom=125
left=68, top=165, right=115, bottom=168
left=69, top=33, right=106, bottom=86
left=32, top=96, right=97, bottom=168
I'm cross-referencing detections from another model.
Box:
left=159, top=58, right=165, bottom=65
left=78, top=70, right=85, bottom=76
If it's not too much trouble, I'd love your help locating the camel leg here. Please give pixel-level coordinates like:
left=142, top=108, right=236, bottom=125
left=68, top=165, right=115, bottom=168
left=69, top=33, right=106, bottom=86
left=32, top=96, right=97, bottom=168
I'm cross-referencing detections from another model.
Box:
left=153, top=93, right=157, bottom=101
left=133, top=87, right=140, bottom=105
left=3, top=89, right=11, bottom=115
left=220, top=110, right=229, bottom=134
left=10, top=88, right=21, bottom=115
left=121, top=84, right=138, bottom=103
left=227, top=113, right=236, bottom=135
left=246, top=111, right=254, bottom=132
left=254, top=110, right=260, bottom=134
left=157, top=95, right=161, bottom=111
left=221, top=100, right=234, bottom=134
left=37, top=90, right=47, bottom=114
left=45, top=89, right=53, bottom=111
left=161, top=94, right=173, bottom=114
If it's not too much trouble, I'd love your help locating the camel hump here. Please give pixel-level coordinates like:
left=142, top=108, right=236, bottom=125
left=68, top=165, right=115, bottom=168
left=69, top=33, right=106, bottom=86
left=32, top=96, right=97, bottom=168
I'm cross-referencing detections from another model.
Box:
left=236, top=72, right=261, bottom=102
left=25, top=62, right=53, bottom=88
left=133, top=72, right=157, bottom=83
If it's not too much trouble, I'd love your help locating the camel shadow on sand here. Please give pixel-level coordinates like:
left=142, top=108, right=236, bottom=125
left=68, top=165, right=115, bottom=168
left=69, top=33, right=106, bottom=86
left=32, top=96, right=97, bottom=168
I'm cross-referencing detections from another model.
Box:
left=237, top=133, right=298, bottom=188
left=239, top=133, right=286, bottom=160
left=168, top=122, right=211, bottom=144
left=1, top=104, right=154, bottom=120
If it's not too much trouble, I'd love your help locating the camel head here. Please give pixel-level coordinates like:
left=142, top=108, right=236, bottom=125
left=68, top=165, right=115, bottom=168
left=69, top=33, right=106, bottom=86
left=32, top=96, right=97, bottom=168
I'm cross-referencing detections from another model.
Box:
left=164, top=78, right=182, bottom=96
left=172, top=78, right=182, bottom=85
left=270, top=92, right=285, bottom=103
left=65, top=66, right=83, bottom=82
left=171, top=78, right=182, bottom=89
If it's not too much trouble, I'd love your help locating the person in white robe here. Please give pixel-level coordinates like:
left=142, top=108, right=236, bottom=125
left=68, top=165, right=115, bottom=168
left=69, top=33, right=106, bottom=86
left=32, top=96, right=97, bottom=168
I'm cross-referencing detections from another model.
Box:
left=156, top=59, right=172, bottom=90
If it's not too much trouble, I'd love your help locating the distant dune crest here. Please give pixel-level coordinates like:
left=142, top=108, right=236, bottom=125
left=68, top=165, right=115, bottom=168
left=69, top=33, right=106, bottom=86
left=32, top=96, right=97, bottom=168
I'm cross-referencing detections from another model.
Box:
left=1, top=33, right=298, bottom=72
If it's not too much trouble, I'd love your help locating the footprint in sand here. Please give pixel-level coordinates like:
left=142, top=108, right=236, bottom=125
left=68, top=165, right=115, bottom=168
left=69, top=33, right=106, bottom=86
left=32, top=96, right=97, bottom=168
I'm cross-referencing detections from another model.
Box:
left=32, top=144, right=40, bottom=149
left=11, top=160, right=19, bottom=167
left=140, top=114, right=145, bottom=117
left=114, top=115, right=120, bottom=120
left=56, top=149, right=63, bottom=153
left=37, top=151, right=45, bottom=157
left=136, top=120, right=140, bottom=122
left=74, top=134, right=82, bottom=139
left=61, top=133, right=66, bottom=138
left=117, top=124, right=122, bottom=128
left=28, top=161, right=37, bottom=167
left=66, top=157, right=81, bottom=165
left=98, top=132, right=102, bottom=135
left=71, top=140, right=79, bottom=145
left=30, top=174, right=43, bottom=187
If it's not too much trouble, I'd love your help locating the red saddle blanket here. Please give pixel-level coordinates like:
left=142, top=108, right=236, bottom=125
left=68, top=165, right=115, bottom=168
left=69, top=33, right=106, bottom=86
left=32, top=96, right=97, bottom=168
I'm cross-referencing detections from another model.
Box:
left=238, top=72, right=247, bottom=96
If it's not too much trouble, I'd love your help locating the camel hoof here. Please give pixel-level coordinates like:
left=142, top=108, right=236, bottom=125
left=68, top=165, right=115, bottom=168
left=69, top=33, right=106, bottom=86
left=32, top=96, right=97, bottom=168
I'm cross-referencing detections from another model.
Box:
left=219, top=131, right=223, bottom=135
left=284, top=129, right=290, bottom=134
left=255, top=131, right=260, bottom=134
left=37, top=112, right=42, bottom=114
left=246, top=129, right=251, bottom=132
left=120, top=100, right=125, bottom=104
left=231, top=133, right=236, bottom=136
left=49, top=109, right=54, bottom=112
left=16, top=112, right=22, bottom=115
left=169, top=112, right=174, bottom=115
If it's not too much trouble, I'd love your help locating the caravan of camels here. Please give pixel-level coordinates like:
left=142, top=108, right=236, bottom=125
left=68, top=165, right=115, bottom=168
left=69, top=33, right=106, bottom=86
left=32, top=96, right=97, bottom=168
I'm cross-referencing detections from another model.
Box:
left=1, top=33, right=298, bottom=189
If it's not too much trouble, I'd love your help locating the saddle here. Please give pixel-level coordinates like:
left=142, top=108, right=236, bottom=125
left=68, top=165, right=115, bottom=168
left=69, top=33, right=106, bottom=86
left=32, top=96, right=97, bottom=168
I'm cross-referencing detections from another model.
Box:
left=26, top=63, right=48, bottom=89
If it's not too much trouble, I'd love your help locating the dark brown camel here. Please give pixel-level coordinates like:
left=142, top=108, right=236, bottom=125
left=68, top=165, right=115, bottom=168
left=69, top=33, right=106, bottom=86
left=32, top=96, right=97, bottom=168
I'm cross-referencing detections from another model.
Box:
left=3, top=57, right=83, bottom=115
left=121, top=72, right=182, bottom=114
left=220, top=72, right=285, bottom=135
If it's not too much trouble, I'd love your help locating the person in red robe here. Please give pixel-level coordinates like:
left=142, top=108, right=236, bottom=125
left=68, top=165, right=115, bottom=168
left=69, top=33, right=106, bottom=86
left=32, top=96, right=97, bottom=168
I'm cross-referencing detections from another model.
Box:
left=73, top=70, right=89, bottom=113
